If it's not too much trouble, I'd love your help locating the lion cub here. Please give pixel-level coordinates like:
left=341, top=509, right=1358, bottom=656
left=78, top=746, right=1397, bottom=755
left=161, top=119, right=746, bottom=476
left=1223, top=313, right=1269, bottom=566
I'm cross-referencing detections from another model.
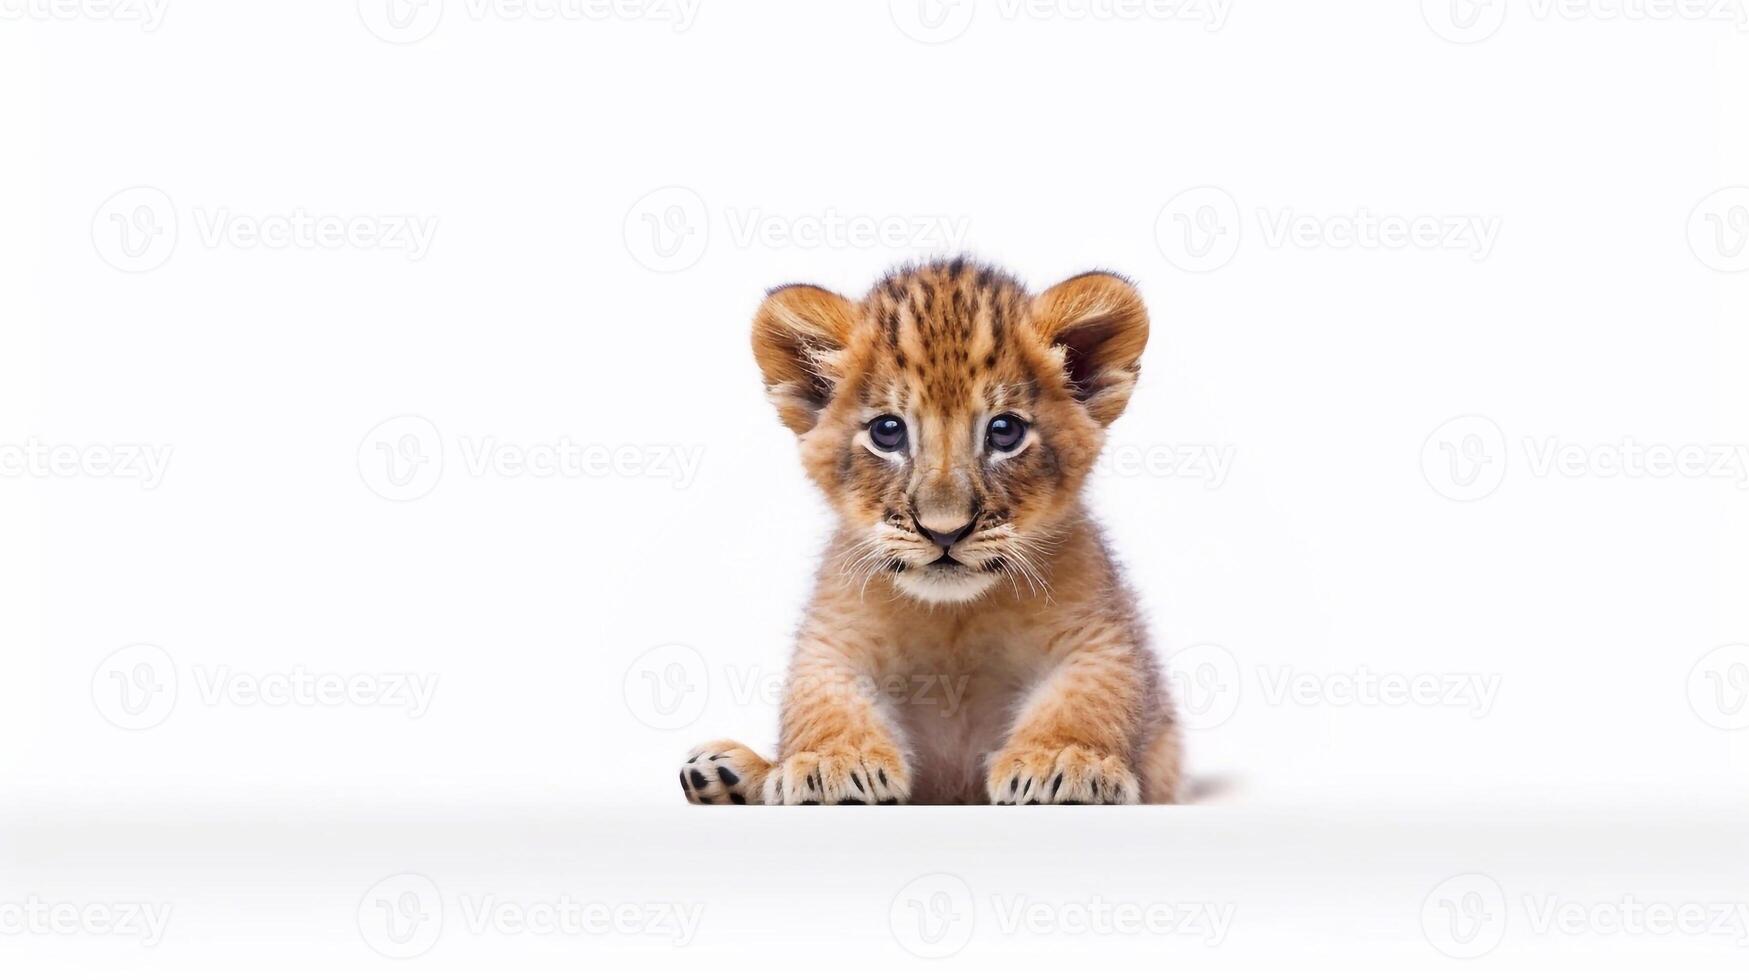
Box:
left=681, top=258, right=1181, bottom=805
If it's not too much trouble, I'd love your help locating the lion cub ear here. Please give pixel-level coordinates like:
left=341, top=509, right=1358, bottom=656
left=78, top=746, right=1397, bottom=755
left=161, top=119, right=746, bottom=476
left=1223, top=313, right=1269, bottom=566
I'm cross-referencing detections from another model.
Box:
left=1033, top=272, right=1150, bottom=426
left=751, top=284, right=858, bottom=435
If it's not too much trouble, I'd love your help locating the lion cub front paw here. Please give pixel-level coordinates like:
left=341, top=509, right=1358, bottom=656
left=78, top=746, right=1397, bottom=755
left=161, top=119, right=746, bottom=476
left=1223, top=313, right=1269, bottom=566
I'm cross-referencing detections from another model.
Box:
left=764, top=744, right=909, bottom=804
left=680, top=740, right=773, bottom=805
left=987, top=744, right=1141, bottom=804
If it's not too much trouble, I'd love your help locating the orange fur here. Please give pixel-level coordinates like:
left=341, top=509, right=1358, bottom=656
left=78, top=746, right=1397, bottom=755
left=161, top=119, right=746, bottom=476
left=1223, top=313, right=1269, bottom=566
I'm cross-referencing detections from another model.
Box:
left=680, top=258, right=1181, bottom=805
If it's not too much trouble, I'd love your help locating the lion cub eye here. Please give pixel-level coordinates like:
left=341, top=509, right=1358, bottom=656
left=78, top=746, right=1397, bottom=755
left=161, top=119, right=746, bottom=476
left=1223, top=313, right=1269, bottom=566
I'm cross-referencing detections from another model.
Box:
left=986, top=414, right=1028, bottom=453
left=868, top=415, right=908, bottom=452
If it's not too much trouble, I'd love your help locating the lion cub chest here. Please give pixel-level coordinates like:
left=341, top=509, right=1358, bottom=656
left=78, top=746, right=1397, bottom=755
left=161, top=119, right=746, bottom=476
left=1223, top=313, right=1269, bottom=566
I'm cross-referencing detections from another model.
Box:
left=879, top=629, right=1046, bottom=804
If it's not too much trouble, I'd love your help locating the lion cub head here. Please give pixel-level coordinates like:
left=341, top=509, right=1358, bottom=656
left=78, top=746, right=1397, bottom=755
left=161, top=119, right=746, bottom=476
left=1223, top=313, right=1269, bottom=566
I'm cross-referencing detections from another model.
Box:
left=751, top=258, right=1149, bottom=605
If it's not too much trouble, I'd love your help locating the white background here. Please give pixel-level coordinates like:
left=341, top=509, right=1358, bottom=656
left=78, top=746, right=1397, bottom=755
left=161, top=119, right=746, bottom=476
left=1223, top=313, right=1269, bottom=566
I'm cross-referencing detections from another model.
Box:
left=2, top=1, right=1747, bottom=975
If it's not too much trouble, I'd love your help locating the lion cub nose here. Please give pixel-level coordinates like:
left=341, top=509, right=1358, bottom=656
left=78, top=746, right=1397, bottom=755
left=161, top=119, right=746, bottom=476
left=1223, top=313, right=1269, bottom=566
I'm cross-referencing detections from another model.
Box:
left=918, top=518, right=978, bottom=552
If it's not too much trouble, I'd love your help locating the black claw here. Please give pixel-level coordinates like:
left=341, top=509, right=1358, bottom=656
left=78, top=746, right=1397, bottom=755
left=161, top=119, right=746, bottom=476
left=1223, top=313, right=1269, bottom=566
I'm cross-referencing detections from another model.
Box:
left=717, top=766, right=741, bottom=786
left=688, top=769, right=708, bottom=790
left=1051, top=773, right=1064, bottom=796
left=1010, top=776, right=1019, bottom=793
left=680, top=772, right=689, bottom=792
left=851, top=772, right=865, bottom=792
left=729, top=792, right=747, bottom=805
left=699, top=795, right=714, bottom=804
left=687, top=754, right=700, bottom=764
left=839, top=798, right=865, bottom=805
left=807, top=774, right=818, bottom=791
left=877, top=770, right=889, bottom=787
left=710, top=754, right=723, bottom=761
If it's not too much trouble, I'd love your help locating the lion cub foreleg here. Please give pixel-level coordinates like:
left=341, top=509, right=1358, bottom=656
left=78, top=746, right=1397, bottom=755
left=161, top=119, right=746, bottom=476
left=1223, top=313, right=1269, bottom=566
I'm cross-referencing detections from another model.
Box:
left=987, top=643, right=1149, bottom=804
left=764, top=632, right=911, bottom=805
